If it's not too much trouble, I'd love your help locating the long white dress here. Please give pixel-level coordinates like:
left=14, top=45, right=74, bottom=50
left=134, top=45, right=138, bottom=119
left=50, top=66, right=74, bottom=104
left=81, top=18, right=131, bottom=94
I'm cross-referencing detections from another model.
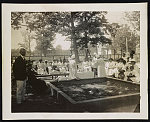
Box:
left=97, top=58, right=106, bottom=77
left=69, top=59, right=77, bottom=79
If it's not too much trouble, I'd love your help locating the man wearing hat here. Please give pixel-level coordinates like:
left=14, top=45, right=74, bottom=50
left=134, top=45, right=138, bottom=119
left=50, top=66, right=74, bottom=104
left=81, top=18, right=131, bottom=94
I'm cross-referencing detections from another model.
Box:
left=13, top=48, right=27, bottom=104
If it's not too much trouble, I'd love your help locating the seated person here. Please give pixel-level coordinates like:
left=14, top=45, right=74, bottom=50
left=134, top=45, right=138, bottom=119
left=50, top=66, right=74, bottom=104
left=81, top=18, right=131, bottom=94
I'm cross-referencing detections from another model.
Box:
left=127, top=66, right=136, bottom=81
left=128, top=59, right=140, bottom=83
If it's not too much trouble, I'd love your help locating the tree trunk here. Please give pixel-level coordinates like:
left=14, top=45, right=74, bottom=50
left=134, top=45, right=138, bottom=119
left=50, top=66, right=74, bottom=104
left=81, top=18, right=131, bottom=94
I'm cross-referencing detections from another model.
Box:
left=84, top=49, right=88, bottom=61
left=70, top=12, right=80, bottom=63
left=84, top=13, right=89, bottom=61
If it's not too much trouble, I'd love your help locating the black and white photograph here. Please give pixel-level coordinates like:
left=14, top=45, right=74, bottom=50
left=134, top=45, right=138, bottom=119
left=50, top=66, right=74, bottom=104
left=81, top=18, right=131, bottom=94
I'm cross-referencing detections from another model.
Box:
left=2, top=3, right=148, bottom=120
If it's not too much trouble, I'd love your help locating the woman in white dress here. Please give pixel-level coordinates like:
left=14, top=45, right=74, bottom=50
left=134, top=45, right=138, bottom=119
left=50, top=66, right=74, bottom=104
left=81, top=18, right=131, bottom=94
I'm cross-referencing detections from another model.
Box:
left=97, top=56, right=106, bottom=77
left=68, top=55, right=78, bottom=79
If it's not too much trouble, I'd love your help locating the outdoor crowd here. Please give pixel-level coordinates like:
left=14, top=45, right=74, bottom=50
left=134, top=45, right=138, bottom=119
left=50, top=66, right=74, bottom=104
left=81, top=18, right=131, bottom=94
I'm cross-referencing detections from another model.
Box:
left=12, top=48, right=140, bottom=105
left=29, top=51, right=140, bottom=83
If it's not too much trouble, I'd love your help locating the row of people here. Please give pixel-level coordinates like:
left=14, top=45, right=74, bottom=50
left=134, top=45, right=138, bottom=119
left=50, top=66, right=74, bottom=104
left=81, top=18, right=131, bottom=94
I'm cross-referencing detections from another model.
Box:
left=106, top=58, right=140, bottom=82
left=30, top=53, right=140, bottom=83
left=32, top=59, right=69, bottom=75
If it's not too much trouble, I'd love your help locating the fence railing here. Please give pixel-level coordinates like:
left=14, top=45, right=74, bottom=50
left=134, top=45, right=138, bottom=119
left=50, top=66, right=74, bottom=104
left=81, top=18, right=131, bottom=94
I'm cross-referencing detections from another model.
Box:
left=11, top=53, right=123, bottom=62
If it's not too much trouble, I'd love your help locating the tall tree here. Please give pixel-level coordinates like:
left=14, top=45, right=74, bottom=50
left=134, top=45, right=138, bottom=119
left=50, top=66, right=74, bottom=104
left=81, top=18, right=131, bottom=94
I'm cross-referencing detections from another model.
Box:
left=56, top=12, right=112, bottom=61
left=112, top=25, right=138, bottom=53
left=11, top=12, right=112, bottom=62
left=35, top=27, right=55, bottom=57
left=11, top=12, right=56, bottom=57
left=124, top=11, right=140, bottom=54
left=74, top=12, right=112, bottom=61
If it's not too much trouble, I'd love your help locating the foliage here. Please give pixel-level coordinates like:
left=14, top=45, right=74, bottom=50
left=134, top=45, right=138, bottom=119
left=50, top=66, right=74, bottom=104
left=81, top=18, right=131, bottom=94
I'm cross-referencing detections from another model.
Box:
left=11, top=12, right=113, bottom=61
left=112, top=25, right=139, bottom=53
left=54, top=12, right=112, bottom=61
left=11, top=12, right=56, bottom=56
left=11, top=12, right=25, bottom=29
left=74, top=12, right=112, bottom=48
left=124, top=11, right=140, bottom=32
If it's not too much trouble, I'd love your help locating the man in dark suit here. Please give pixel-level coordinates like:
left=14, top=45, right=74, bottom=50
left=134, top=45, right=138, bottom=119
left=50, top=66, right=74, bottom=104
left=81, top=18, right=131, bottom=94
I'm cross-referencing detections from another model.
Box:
left=13, top=48, right=27, bottom=104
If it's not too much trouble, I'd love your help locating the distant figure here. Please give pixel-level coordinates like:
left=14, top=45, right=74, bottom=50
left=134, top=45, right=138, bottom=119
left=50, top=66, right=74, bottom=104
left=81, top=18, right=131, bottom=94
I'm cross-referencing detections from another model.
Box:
left=122, top=53, right=127, bottom=62
left=37, top=59, right=44, bottom=75
left=91, top=53, right=98, bottom=77
left=63, top=57, right=66, bottom=64
left=13, top=48, right=27, bottom=104
left=129, top=50, right=135, bottom=62
left=44, top=60, right=49, bottom=75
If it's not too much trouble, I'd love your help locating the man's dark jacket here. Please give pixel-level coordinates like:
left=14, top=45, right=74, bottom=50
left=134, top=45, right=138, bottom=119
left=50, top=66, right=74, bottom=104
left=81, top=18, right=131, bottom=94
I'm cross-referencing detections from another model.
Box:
left=13, top=56, right=27, bottom=80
